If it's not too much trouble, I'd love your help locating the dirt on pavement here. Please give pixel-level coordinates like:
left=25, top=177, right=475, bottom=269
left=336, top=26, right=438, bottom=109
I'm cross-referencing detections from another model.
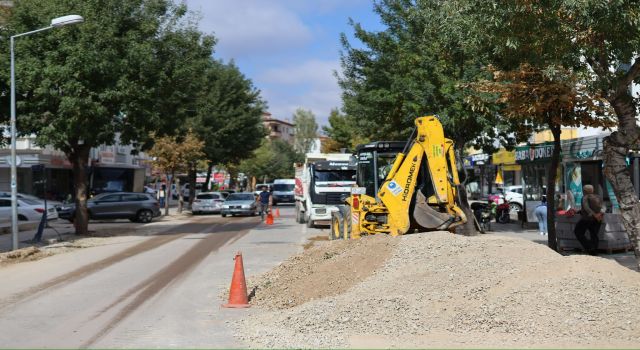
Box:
left=247, top=234, right=398, bottom=310
left=235, top=232, right=640, bottom=348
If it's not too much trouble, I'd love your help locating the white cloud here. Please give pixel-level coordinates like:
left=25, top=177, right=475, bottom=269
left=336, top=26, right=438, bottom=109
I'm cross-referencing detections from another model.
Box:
left=258, top=60, right=342, bottom=126
left=185, top=0, right=312, bottom=58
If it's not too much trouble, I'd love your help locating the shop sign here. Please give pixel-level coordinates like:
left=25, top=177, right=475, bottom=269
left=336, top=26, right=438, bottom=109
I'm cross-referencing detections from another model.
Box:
left=100, top=151, right=115, bottom=164
left=572, top=149, right=595, bottom=159
left=469, top=153, right=489, bottom=165
left=515, top=144, right=555, bottom=163
left=492, top=149, right=516, bottom=165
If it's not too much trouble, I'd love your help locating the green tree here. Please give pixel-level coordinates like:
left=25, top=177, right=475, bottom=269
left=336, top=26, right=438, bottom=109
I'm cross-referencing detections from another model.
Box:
left=293, top=108, right=318, bottom=154
left=2, top=0, right=200, bottom=234
left=322, top=108, right=367, bottom=152
left=339, top=0, right=508, bottom=167
left=455, top=0, right=640, bottom=266
left=339, top=0, right=508, bottom=235
left=239, top=139, right=300, bottom=182
left=188, top=60, right=266, bottom=192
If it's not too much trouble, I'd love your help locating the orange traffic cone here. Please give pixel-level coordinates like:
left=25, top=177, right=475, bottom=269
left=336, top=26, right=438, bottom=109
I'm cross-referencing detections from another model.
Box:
left=222, top=252, right=251, bottom=308
left=266, top=212, right=274, bottom=225
left=275, top=208, right=280, bottom=218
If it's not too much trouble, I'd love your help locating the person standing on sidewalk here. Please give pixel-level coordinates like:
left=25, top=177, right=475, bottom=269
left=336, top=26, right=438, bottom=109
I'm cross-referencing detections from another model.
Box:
left=157, top=184, right=166, bottom=210
left=256, top=186, right=272, bottom=220
left=574, top=184, right=604, bottom=255
left=534, top=196, right=548, bottom=235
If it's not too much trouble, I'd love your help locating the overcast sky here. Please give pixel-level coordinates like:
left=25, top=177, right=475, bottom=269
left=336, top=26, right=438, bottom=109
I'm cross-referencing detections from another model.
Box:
left=183, top=0, right=383, bottom=126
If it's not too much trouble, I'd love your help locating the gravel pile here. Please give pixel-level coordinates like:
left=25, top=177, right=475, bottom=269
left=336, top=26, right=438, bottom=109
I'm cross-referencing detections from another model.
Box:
left=234, top=232, right=640, bottom=348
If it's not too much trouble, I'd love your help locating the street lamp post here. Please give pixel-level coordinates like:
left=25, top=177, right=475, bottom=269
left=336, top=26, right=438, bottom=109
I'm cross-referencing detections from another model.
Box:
left=10, top=14, right=84, bottom=251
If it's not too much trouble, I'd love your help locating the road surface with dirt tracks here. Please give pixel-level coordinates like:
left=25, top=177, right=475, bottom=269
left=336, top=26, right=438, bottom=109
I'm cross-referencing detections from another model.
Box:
left=0, top=214, right=263, bottom=348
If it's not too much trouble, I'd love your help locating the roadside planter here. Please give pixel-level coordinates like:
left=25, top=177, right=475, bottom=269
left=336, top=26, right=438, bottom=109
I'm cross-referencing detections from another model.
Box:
left=555, top=213, right=632, bottom=252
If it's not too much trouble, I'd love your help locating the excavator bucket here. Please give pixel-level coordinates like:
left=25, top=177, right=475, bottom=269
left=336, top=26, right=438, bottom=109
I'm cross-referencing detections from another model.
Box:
left=412, top=191, right=457, bottom=230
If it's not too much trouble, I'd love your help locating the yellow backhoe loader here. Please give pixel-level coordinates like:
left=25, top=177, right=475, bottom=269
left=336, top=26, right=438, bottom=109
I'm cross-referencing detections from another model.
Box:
left=330, top=115, right=467, bottom=239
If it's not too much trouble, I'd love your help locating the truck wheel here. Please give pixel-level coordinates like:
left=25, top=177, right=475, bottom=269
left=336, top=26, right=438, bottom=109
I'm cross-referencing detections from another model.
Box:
left=306, top=217, right=315, bottom=228
left=342, top=206, right=352, bottom=240
left=330, top=212, right=344, bottom=240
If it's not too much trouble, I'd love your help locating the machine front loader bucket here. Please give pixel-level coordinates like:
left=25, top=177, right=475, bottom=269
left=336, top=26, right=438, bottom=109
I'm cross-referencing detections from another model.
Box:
left=413, top=191, right=456, bottom=230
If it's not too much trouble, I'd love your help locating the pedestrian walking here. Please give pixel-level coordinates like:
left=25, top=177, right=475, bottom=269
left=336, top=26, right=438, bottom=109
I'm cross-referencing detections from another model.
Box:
left=157, top=184, right=166, bottom=209
left=534, top=196, right=548, bottom=235
left=256, top=186, right=272, bottom=220
left=574, top=184, right=604, bottom=255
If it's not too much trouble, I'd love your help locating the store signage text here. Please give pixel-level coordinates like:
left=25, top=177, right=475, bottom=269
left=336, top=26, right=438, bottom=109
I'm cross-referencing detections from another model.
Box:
left=515, top=145, right=555, bottom=163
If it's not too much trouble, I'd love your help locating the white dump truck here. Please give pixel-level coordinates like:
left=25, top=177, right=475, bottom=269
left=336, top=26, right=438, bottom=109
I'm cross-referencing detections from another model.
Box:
left=294, top=153, right=356, bottom=227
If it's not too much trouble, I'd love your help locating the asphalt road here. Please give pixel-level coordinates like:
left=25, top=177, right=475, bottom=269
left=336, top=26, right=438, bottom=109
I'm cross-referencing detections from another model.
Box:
left=0, top=213, right=265, bottom=348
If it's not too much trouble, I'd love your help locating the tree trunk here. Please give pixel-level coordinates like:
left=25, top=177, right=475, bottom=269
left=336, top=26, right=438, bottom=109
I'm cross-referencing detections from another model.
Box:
left=204, top=161, right=213, bottom=192
left=164, top=171, right=173, bottom=216
left=69, top=144, right=91, bottom=235
left=188, top=166, right=197, bottom=209
left=176, top=177, right=183, bottom=213
left=546, top=123, right=561, bottom=251
left=603, top=94, right=640, bottom=270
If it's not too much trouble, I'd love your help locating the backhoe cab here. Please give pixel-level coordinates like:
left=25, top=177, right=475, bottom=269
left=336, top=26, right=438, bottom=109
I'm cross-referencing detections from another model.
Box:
left=330, top=115, right=466, bottom=239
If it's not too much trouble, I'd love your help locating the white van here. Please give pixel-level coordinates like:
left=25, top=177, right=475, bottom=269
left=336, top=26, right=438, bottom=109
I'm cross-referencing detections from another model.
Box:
left=272, top=179, right=295, bottom=205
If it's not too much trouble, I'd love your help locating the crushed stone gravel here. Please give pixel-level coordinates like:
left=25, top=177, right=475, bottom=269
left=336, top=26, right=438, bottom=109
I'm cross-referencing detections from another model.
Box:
left=233, top=232, right=640, bottom=348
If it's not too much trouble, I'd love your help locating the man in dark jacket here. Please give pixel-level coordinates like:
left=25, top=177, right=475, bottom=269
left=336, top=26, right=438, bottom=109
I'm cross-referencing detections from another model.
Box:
left=256, top=186, right=272, bottom=220
left=574, top=184, right=604, bottom=255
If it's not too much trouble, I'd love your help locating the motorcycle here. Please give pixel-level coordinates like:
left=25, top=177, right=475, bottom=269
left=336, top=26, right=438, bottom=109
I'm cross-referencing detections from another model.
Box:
left=470, top=202, right=492, bottom=233
left=495, top=196, right=511, bottom=224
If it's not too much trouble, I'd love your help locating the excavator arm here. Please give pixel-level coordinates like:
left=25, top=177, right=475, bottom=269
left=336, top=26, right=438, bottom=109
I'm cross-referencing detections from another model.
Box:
left=378, top=116, right=466, bottom=235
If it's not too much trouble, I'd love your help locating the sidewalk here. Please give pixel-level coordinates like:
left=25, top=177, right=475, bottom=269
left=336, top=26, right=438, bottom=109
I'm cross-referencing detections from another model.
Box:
left=0, top=206, right=192, bottom=253
left=91, top=206, right=317, bottom=348
left=488, top=219, right=637, bottom=271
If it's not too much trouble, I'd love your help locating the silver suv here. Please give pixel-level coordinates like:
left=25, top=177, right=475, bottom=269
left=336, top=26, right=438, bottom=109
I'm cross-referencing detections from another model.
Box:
left=58, top=192, right=161, bottom=223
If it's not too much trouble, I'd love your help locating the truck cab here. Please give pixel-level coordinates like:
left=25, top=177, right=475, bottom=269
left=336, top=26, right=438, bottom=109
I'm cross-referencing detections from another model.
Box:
left=295, top=154, right=356, bottom=227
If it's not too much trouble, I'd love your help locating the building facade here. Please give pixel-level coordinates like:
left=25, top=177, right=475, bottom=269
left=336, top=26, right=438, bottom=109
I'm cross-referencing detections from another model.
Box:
left=0, top=135, right=150, bottom=200
left=262, top=112, right=295, bottom=145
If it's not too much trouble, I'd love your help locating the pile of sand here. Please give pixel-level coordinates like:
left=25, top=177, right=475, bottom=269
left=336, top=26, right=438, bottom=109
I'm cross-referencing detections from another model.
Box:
left=235, top=232, right=640, bottom=348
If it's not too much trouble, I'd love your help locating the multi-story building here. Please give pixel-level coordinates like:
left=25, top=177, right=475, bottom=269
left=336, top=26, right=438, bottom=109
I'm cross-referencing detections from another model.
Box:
left=0, top=134, right=150, bottom=200
left=262, top=112, right=295, bottom=145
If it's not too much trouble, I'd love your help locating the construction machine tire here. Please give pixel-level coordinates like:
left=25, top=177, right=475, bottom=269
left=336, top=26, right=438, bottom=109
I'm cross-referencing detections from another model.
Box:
left=343, top=206, right=352, bottom=240
left=330, top=211, right=343, bottom=240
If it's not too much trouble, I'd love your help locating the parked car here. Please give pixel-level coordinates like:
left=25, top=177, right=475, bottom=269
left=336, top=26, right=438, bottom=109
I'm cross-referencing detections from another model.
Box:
left=0, top=197, right=59, bottom=222
left=0, top=191, right=64, bottom=210
left=58, top=192, right=160, bottom=223
left=192, top=192, right=225, bottom=214
left=221, top=193, right=257, bottom=217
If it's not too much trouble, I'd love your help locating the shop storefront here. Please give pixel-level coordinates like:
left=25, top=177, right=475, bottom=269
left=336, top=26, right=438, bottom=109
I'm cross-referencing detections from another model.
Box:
left=515, top=142, right=560, bottom=222
left=464, top=153, right=494, bottom=199
left=562, top=135, right=620, bottom=213
left=492, top=149, right=521, bottom=188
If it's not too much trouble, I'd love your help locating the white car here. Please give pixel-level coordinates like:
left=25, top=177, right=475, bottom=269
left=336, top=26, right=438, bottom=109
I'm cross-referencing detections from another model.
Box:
left=192, top=192, right=225, bottom=214
left=502, top=185, right=524, bottom=212
left=0, top=197, right=59, bottom=222
left=0, top=191, right=64, bottom=210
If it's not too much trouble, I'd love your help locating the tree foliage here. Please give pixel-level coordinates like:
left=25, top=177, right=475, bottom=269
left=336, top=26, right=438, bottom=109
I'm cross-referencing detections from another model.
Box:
left=188, top=60, right=266, bottom=190
left=322, top=108, right=367, bottom=152
left=293, top=108, right=318, bottom=154
left=147, top=131, right=205, bottom=214
left=239, top=139, right=301, bottom=182
left=339, top=0, right=507, bottom=155
left=453, top=0, right=640, bottom=265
